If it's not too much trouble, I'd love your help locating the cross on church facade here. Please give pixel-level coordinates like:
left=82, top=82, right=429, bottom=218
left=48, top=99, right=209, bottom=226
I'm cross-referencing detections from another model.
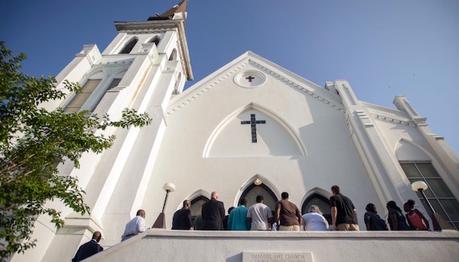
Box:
left=245, top=75, right=255, bottom=82
left=240, top=114, right=266, bottom=143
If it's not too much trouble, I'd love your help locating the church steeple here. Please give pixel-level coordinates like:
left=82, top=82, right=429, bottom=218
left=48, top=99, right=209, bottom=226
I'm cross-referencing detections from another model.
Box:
left=105, top=0, right=193, bottom=82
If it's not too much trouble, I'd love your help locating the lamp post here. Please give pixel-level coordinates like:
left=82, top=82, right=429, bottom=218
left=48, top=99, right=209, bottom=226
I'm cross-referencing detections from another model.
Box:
left=152, top=182, right=176, bottom=229
left=411, top=181, right=441, bottom=231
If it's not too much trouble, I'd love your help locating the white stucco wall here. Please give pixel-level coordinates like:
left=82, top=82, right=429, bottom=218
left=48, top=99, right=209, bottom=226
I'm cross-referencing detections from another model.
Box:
left=141, top=54, right=382, bottom=231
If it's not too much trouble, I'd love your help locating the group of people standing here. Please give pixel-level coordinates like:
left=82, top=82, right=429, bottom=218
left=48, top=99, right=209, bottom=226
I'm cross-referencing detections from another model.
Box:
left=365, top=199, right=430, bottom=231
left=172, top=185, right=430, bottom=232
left=71, top=185, right=431, bottom=261
left=171, top=185, right=357, bottom=231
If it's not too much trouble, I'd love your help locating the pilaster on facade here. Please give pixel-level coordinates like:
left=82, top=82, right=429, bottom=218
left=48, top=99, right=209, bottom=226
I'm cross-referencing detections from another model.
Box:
left=334, top=81, right=418, bottom=206
left=393, top=96, right=459, bottom=187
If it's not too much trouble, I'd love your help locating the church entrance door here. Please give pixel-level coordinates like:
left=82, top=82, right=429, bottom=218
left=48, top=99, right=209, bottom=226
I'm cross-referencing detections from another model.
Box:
left=239, top=183, right=278, bottom=211
left=301, top=193, right=332, bottom=224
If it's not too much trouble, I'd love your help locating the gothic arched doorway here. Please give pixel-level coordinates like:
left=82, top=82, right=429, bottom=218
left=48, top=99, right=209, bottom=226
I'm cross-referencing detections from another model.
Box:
left=302, top=193, right=332, bottom=224
left=190, top=195, right=209, bottom=218
left=189, top=195, right=209, bottom=230
left=239, top=183, right=278, bottom=211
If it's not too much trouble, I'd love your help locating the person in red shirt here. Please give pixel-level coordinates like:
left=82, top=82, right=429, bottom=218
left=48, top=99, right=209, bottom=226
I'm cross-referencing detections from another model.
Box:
left=403, top=199, right=430, bottom=230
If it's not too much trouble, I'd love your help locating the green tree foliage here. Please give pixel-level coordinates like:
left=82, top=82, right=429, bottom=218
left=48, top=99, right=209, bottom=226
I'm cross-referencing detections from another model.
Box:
left=0, top=42, right=152, bottom=260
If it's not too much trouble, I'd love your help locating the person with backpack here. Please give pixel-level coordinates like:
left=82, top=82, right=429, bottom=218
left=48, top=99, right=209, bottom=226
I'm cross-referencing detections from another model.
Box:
left=386, top=201, right=410, bottom=231
left=364, top=203, right=388, bottom=231
left=403, top=199, right=430, bottom=230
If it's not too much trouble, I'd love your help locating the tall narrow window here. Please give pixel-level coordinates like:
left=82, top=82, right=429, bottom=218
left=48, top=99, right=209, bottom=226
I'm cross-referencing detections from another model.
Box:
left=89, top=78, right=122, bottom=112
left=400, top=161, right=459, bottom=229
left=302, top=193, right=332, bottom=224
left=65, top=79, right=101, bottom=113
left=119, top=37, right=138, bottom=54
left=149, top=36, right=160, bottom=46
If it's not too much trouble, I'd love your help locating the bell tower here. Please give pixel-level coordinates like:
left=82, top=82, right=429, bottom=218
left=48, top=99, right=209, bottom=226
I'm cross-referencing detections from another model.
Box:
left=13, top=2, right=193, bottom=262
left=103, top=0, right=193, bottom=95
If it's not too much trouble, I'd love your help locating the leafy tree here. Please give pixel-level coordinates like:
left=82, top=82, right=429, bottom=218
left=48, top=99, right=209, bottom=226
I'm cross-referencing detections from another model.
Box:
left=0, top=42, right=151, bottom=260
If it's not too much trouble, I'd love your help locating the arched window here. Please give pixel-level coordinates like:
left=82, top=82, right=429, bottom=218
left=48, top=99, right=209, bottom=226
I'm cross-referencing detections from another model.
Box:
left=239, top=183, right=278, bottom=211
left=149, top=36, right=161, bottom=46
left=302, top=193, right=331, bottom=224
left=119, top=37, right=138, bottom=54
left=168, top=48, right=177, bottom=61
left=400, top=161, right=459, bottom=229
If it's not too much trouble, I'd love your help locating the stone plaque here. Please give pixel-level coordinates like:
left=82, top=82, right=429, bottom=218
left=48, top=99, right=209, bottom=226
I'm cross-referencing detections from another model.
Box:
left=242, top=251, right=314, bottom=262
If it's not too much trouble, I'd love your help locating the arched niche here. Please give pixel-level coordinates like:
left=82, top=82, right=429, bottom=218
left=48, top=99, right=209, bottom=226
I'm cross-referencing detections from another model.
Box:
left=301, top=188, right=332, bottom=224
left=203, top=103, right=306, bottom=158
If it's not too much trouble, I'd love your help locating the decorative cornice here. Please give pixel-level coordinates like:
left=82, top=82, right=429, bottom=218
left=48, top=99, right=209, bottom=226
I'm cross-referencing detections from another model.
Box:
left=355, top=110, right=374, bottom=127
left=166, top=61, right=248, bottom=115
left=247, top=59, right=344, bottom=112
left=371, top=113, right=416, bottom=127
left=166, top=58, right=345, bottom=116
left=115, top=20, right=180, bottom=32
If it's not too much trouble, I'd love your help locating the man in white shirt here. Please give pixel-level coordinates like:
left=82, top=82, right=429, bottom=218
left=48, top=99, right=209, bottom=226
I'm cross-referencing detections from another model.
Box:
left=247, top=195, right=273, bottom=231
left=302, top=205, right=329, bottom=231
left=121, top=209, right=146, bottom=241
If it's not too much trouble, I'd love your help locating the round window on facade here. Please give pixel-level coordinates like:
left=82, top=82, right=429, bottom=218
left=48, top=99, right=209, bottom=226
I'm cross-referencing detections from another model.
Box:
left=234, top=70, right=266, bottom=88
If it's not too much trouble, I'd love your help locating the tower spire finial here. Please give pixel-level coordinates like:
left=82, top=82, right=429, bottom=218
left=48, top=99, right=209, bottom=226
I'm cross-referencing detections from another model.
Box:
left=148, top=0, right=188, bottom=21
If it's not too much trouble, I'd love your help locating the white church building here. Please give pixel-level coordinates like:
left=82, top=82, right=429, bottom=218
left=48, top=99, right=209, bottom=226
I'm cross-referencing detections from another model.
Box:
left=14, top=1, right=459, bottom=261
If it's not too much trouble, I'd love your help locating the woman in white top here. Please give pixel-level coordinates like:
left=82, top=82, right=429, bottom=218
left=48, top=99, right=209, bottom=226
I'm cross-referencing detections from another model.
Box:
left=302, top=205, right=329, bottom=231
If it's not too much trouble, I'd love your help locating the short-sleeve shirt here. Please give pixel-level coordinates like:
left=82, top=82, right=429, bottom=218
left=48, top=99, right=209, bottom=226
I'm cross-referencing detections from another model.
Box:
left=276, top=200, right=301, bottom=226
left=247, top=203, right=273, bottom=230
left=329, top=194, right=356, bottom=225
left=228, top=205, right=249, bottom=230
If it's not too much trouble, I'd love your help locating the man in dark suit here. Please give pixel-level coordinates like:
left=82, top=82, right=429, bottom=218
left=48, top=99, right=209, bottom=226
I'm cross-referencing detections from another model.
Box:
left=72, top=231, right=103, bottom=262
left=202, top=191, right=225, bottom=230
left=172, top=200, right=193, bottom=230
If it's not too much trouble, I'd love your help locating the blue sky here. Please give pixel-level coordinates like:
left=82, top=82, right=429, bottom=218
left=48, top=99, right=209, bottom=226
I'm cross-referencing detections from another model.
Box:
left=1, top=0, right=458, bottom=153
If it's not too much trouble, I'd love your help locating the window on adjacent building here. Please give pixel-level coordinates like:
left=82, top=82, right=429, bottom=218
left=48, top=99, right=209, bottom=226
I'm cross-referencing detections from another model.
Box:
left=119, top=37, right=138, bottom=54
left=400, top=161, right=459, bottom=229
left=65, top=79, right=101, bottom=113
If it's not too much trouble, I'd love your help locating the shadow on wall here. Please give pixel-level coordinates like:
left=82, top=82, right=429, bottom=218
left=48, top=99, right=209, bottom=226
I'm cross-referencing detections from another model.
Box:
left=295, top=94, right=382, bottom=219
left=226, top=252, right=242, bottom=262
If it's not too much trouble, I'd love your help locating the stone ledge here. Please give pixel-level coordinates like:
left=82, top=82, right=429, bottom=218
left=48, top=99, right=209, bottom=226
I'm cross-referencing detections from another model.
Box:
left=144, top=229, right=459, bottom=239
left=88, top=229, right=459, bottom=262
